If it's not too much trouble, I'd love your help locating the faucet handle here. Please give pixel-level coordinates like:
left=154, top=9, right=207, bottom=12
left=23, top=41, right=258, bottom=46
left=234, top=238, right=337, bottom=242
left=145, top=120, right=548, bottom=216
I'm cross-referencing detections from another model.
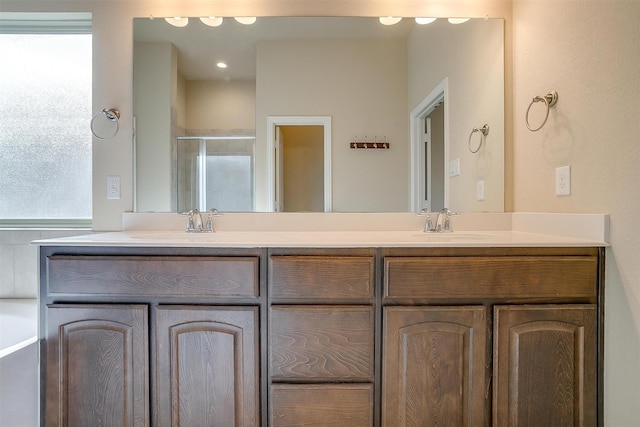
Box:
left=203, top=208, right=222, bottom=233
left=181, top=209, right=197, bottom=232
left=418, top=208, right=435, bottom=233
left=180, top=209, right=202, bottom=232
left=440, top=208, right=459, bottom=232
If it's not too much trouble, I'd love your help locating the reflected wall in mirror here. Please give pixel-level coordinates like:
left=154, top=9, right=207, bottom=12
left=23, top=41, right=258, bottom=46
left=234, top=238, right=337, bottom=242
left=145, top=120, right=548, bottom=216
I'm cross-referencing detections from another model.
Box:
left=133, top=16, right=504, bottom=213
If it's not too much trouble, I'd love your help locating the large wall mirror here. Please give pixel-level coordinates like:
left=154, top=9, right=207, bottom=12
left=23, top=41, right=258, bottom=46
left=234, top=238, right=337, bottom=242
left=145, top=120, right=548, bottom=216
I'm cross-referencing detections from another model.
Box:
left=133, top=16, right=504, bottom=213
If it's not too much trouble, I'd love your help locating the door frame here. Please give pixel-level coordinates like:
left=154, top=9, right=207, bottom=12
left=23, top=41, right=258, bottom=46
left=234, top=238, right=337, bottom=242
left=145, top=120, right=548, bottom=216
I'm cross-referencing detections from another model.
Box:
left=410, top=78, right=449, bottom=212
left=267, top=116, right=332, bottom=212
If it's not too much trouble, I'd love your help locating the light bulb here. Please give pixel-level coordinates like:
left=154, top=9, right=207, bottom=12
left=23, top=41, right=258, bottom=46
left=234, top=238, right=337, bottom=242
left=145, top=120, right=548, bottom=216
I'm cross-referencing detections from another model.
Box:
left=415, top=17, right=437, bottom=25
left=448, top=18, right=470, bottom=24
left=234, top=17, right=257, bottom=25
left=164, top=17, right=189, bottom=27
left=379, top=16, right=402, bottom=26
left=200, top=17, right=223, bottom=27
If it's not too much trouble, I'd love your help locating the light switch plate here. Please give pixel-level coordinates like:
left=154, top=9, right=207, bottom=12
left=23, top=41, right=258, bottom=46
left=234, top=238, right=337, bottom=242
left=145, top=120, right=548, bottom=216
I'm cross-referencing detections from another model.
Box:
left=107, top=175, right=121, bottom=200
left=555, top=165, right=571, bottom=196
left=477, top=180, right=485, bottom=201
left=449, top=158, right=460, bottom=177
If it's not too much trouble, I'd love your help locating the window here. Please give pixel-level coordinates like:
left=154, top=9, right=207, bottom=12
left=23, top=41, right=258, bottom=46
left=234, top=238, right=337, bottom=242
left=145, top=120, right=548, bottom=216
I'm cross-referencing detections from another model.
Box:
left=0, top=13, right=92, bottom=227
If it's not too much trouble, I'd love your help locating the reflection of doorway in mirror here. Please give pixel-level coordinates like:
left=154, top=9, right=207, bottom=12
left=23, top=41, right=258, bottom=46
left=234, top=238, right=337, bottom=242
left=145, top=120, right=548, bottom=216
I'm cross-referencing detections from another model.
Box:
left=268, top=116, right=332, bottom=212
left=424, top=105, right=445, bottom=211
left=176, top=136, right=255, bottom=212
left=410, top=78, right=448, bottom=212
left=277, top=125, right=325, bottom=212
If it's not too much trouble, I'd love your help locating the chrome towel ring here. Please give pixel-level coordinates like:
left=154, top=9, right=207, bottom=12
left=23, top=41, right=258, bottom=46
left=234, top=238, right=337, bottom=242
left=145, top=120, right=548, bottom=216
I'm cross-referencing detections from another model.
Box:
left=90, top=108, right=120, bottom=140
left=468, top=124, right=489, bottom=153
left=526, top=91, right=558, bottom=132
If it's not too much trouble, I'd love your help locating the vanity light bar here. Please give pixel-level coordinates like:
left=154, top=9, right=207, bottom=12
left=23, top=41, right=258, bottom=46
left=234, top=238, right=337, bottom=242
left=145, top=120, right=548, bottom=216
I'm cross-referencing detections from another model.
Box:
left=160, top=16, right=257, bottom=26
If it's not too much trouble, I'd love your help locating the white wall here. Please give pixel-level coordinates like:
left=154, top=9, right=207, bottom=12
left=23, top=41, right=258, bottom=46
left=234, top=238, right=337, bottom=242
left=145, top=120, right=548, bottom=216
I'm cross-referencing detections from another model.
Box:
left=186, top=80, right=256, bottom=131
left=256, top=38, right=409, bottom=212
left=407, top=18, right=505, bottom=213
left=512, top=1, right=640, bottom=425
left=133, top=42, right=175, bottom=212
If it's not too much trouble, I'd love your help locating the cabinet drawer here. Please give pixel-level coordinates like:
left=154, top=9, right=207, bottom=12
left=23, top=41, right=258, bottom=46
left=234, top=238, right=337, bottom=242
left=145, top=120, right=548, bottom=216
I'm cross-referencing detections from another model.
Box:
left=270, top=306, right=374, bottom=380
left=270, top=255, right=374, bottom=302
left=270, top=384, right=373, bottom=427
left=47, top=255, right=259, bottom=298
left=384, top=256, right=597, bottom=301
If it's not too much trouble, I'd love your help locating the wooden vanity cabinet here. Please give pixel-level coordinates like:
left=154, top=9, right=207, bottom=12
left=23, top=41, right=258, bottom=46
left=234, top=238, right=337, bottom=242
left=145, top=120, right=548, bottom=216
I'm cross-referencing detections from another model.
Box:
left=40, top=247, right=263, bottom=427
left=382, top=247, right=603, bottom=427
left=40, top=245, right=604, bottom=427
left=268, top=249, right=376, bottom=426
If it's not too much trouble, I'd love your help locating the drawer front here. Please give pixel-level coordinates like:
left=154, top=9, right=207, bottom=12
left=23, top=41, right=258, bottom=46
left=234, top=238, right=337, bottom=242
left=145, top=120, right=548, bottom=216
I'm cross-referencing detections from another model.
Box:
left=384, top=256, right=598, bottom=300
left=47, top=255, right=259, bottom=298
left=270, top=255, right=374, bottom=302
left=270, top=384, right=373, bottom=427
left=270, top=306, right=374, bottom=381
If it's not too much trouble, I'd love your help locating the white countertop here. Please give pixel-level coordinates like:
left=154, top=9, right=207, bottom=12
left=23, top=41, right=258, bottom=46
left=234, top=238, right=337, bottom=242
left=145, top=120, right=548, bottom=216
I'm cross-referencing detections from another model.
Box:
left=33, top=212, right=609, bottom=248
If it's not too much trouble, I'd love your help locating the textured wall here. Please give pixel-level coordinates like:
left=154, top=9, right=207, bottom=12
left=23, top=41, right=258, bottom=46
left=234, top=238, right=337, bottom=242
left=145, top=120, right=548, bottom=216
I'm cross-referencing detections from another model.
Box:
left=512, top=1, right=640, bottom=425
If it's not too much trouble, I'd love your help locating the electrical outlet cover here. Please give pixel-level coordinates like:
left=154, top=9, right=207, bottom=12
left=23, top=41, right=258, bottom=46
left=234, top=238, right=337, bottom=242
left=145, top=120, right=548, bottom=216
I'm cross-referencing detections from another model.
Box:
left=555, top=166, right=571, bottom=196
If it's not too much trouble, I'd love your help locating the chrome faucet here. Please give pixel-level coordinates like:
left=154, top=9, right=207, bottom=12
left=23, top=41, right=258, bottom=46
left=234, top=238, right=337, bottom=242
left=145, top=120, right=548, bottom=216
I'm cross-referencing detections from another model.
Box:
left=184, top=208, right=221, bottom=233
left=421, top=208, right=457, bottom=233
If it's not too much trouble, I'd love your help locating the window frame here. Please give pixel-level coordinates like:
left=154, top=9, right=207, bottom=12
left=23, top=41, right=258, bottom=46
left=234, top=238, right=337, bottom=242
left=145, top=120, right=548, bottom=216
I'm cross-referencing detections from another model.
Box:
left=0, top=13, right=93, bottom=229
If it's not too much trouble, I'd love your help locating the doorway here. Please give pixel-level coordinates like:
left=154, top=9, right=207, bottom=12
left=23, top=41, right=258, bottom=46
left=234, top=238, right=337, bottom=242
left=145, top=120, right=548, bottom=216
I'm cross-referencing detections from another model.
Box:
left=410, top=79, right=448, bottom=212
left=267, top=116, right=332, bottom=212
left=424, top=104, right=445, bottom=211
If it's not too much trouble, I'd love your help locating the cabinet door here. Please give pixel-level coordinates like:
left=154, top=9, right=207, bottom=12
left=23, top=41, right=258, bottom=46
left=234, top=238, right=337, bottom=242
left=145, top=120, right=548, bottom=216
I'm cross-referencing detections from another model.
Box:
left=382, top=306, right=487, bottom=426
left=45, top=304, right=149, bottom=427
left=493, top=305, right=597, bottom=427
left=154, top=306, right=259, bottom=427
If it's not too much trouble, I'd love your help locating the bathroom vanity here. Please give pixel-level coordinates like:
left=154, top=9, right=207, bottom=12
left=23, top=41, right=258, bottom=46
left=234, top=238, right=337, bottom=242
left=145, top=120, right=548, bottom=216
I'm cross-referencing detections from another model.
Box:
left=36, top=213, right=607, bottom=426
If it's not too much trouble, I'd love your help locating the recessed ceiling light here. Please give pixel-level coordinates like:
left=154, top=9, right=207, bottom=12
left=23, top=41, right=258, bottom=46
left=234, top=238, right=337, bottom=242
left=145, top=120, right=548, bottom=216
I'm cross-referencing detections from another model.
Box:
left=200, top=17, right=223, bottom=27
left=448, top=18, right=470, bottom=24
left=379, top=16, right=402, bottom=26
left=415, top=17, right=437, bottom=25
left=234, top=17, right=257, bottom=25
left=164, top=17, right=189, bottom=27
left=216, top=62, right=228, bottom=69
